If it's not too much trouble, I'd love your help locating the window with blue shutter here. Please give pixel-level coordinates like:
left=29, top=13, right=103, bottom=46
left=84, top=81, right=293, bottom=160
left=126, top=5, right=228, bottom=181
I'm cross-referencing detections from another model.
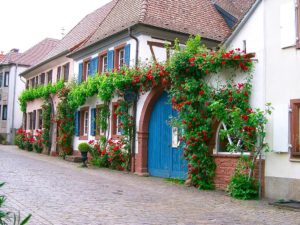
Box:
left=75, top=111, right=80, bottom=136
left=107, top=50, right=114, bottom=71
left=90, top=108, right=96, bottom=136
left=124, top=44, right=131, bottom=67
left=78, top=63, right=83, bottom=84
left=90, top=57, right=98, bottom=77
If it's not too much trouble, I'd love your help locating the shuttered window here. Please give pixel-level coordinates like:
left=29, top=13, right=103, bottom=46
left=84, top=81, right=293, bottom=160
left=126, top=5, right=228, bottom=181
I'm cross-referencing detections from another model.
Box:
left=75, top=111, right=80, bottom=136
left=107, top=50, right=114, bottom=71
left=90, top=57, right=98, bottom=77
left=78, top=63, right=83, bottom=84
left=33, top=110, right=36, bottom=130
left=63, top=63, right=70, bottom=82
left=290, top=99, right=300, bottom=157
left=90, top=108, right=96, bottom=136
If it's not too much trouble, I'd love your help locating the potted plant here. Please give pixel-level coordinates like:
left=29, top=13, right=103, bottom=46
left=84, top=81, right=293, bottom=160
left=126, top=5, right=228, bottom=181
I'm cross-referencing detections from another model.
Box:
left=78, top=142, right=90, bottom=167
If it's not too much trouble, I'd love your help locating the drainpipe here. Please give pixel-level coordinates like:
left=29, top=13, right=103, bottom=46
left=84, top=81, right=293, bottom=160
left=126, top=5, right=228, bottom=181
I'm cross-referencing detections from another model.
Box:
left=128, top=27, right=139, bottom=172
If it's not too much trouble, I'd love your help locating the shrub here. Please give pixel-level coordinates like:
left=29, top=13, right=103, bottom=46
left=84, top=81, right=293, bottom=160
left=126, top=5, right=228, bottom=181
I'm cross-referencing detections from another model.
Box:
left=15, top=128, right=25, bottom=150
left=78, top=143, right=90, bottom=152
left=228, top=172, right=259, bottom=200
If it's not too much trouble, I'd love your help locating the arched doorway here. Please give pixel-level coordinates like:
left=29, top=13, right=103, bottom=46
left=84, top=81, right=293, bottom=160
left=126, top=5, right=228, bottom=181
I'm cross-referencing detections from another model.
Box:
left=147, top=92, right=187, bottom=179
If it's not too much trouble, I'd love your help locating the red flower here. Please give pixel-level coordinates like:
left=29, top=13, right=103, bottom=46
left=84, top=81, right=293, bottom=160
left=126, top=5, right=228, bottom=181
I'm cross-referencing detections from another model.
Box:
left=221, top=61, right=226, bottom=65
left=241, top=115, right=249, bottom=121
left=199, top=90, right=205, bottom=96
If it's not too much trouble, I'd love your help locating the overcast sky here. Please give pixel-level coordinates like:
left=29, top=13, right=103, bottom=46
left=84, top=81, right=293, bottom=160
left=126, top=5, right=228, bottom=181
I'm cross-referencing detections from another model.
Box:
left=0, top=0, right=111, bottom=54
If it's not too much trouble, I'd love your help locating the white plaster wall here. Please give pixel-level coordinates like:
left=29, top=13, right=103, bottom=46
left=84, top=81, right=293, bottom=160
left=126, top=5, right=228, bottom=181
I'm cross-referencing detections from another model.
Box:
left=263, top=0, right=300, bottom=179
left=226, top=2, right=265, bottom=110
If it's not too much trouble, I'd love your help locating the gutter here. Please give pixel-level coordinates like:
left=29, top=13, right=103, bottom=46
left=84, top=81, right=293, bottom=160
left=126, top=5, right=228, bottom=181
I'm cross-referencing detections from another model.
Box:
left=223, top=0, right=262, bottom=47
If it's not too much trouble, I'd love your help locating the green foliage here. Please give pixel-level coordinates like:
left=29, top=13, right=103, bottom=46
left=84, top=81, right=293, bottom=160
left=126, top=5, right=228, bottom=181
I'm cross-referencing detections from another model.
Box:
left=228, top=159, right=259, bottom=200
left=41, top=100, right=52, bottom=150
left=19, top=80, right=64, bottom=112
left=0, top=182, right=31, bottom=225
left=96, top=104, right=110, bottom=132
left=78, top=143, right=90, bottom=152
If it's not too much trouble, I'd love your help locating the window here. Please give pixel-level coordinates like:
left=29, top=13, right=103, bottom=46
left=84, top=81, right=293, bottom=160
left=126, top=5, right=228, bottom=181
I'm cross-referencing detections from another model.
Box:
left=57, top=66, right=61, bottom=81
left=31, top=78, right=35, bottom=88
left=83, top=59, right=91, bottom=82
left=96, top=105, right=106, bottom=137
left=0, top=106, right=2, bottom=119
left=63, top=63, right=70, bottom=82
left=98, top=52, right=108, bottom=73
left=47, top=70, right=53, bottom=84
left=26, top=80, right=29, bottom=89
left=40, top=73, right=45, bottom=85
left=35, top=76, right=38, bottom=88
left=2, top=105, right=7, bottom=120
left=114, top=44, right=126, bottom=69
left=119, top=49, right=125, bottom=68
left=28, top=112, right=33, bottom=130
left=38, top=109, right=43, bottom=129
left=111, top=102, right=125, bottom=137
left=79, top=107, right=89, bottom=139
left=4, top=72, right=9, bottom=87
left=0, top=73, right=3, bottom=87
left=290, top=99, right=300, bottom=157
left=33, top=110, right=36, bottom=130
left=84, top=111, right=89, bottom=136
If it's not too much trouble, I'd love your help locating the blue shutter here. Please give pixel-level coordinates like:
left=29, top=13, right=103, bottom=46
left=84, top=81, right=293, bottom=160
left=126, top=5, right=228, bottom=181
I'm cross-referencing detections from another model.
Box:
left=107, top=50, right=114, bottom=71
left=78, top=63, right=83, bottom=84
left=124, top=44, right=131, bottom=67
left=90, top=108, right=96, bottom=136
left=90, top=57, right=98, bottom=77
left=75, top=111, right=80, bottom=136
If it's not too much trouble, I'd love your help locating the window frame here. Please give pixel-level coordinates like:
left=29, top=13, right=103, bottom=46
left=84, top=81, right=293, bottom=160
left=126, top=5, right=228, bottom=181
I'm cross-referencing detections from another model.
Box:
left=57, top=66, right=61, bottom=81
left=4, top=72, right=9, bottom=87
left=98, top=51, right=108, bottom=74
left=83, top=58, right=91, bottom=82
left=79, top=107, right=89, bottom=140
left=28, top=112, right=33, bottom=130
left=95, top=105, right=106, bottom=139
left=47, top=70, right=53, bottom=84
left=290, top=99, right=300, bottom=157
left=114, top=43, right=126, bottom=69
left=296, top=0, right=300, bottom=48
left=38, top=109, right=43, bottom=129
left=0, top=73, right=3, bottom=87
left=2, top=105, right=7, bottom=120
left=111, top=102, right=124, bottom=139
left=63, top=63, right=70, bottom=82
left=40, top=73, right=45, bottom=85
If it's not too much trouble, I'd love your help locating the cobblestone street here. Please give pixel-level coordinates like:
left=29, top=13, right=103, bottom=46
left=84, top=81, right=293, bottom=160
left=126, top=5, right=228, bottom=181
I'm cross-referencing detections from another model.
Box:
left=0, top=146, right=299, bottom=225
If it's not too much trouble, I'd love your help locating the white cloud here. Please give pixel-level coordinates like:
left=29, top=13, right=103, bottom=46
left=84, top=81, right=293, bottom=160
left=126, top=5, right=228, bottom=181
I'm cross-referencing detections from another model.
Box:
left=0, top=0, right=111, bottom=53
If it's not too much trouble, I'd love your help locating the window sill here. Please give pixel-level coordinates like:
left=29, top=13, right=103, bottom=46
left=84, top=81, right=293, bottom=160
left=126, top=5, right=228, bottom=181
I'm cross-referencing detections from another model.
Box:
left=112, top=134, right=123, bottom=140
left=79, top=136, right=88, bottom=141
left=213, top=152, right=251, bottom=158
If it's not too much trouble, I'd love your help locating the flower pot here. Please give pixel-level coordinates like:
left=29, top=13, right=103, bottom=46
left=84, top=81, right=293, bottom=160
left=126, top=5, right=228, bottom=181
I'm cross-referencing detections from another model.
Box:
left=81, top=151, right=88, bottom=167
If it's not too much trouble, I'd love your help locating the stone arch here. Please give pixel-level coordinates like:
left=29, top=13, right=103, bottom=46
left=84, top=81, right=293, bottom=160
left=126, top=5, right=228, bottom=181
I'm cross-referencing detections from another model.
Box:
left=135, top=86, right=165, bottom=175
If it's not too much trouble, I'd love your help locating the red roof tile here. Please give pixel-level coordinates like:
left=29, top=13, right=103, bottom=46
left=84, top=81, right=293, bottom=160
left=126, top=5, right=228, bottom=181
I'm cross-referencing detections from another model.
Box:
left=80, top=0, right=232, bottom=51
left=43, top=0, right=117, bottom=61
left=15, top=38, right=59, bottom=66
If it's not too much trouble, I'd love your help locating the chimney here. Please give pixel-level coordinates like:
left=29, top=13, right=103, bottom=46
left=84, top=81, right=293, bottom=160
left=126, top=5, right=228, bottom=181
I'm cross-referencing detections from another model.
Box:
left=10, top=48, right=19, bottom=53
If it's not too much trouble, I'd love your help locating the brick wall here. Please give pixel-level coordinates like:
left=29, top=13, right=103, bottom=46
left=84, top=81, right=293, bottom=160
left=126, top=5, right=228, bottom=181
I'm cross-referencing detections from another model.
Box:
left=213, top=154, right=265, bottom=191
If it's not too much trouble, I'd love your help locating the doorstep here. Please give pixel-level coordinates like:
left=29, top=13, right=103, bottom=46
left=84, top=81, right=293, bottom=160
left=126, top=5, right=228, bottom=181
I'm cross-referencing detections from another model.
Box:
left=65, top=155, right=82, bottom=163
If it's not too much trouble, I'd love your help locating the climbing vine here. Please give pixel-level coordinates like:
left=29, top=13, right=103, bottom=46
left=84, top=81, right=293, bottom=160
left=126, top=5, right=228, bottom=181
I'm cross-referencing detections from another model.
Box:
left=18, top=36, right=270, bottom=195
left=41, top=99, right=51, bottom=151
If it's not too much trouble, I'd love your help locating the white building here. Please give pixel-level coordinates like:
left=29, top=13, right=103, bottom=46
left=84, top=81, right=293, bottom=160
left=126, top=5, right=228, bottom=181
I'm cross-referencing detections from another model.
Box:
left=225, top=0, right=300, bottom=201
left=0, top=39, right=58, bottom=144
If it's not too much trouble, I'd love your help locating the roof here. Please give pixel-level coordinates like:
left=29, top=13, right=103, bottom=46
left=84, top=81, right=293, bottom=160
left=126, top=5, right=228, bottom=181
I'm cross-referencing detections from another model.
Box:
left=76, top=0, right=232, bottom=52
left=16, top=38, right=59, bottom=66
left=43, top=0, right=117, bottom=61
left=213, top=0, right=256, bottom=20
left=0, top=52, right=23, bottom=65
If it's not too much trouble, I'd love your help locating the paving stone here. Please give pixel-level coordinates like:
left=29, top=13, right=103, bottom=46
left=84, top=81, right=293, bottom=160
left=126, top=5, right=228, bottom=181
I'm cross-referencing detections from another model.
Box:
left=0, top=146, right=300, bottom=225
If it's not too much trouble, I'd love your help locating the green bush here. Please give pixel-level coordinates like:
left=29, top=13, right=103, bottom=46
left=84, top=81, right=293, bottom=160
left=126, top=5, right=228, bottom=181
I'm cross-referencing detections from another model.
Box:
left=78, top=143, right=90, bottom=152
left=227, top=173, right=259, bottom=200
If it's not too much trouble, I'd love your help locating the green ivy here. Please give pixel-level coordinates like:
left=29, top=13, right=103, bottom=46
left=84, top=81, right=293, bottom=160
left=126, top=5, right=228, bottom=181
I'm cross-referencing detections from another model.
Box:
left=19, top=80, right=65, bottom=112
left=42, top=100, right=51, bottom=150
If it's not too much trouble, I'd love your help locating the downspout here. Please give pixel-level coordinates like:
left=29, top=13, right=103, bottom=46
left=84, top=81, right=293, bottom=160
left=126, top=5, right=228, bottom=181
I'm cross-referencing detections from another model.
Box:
left=10, top=63, right=18, bottom=144
left=128, top=27, right=139, bottom=173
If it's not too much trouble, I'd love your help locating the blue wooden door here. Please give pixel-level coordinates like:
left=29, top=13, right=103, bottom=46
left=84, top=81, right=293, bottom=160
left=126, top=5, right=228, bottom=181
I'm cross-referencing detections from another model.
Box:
left=148, top=92, right=188, bottom=179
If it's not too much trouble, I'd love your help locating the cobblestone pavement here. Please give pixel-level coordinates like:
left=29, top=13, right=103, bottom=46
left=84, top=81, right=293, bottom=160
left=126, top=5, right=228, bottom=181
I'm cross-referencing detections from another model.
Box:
left=0, top=146, right=299, bottom=225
